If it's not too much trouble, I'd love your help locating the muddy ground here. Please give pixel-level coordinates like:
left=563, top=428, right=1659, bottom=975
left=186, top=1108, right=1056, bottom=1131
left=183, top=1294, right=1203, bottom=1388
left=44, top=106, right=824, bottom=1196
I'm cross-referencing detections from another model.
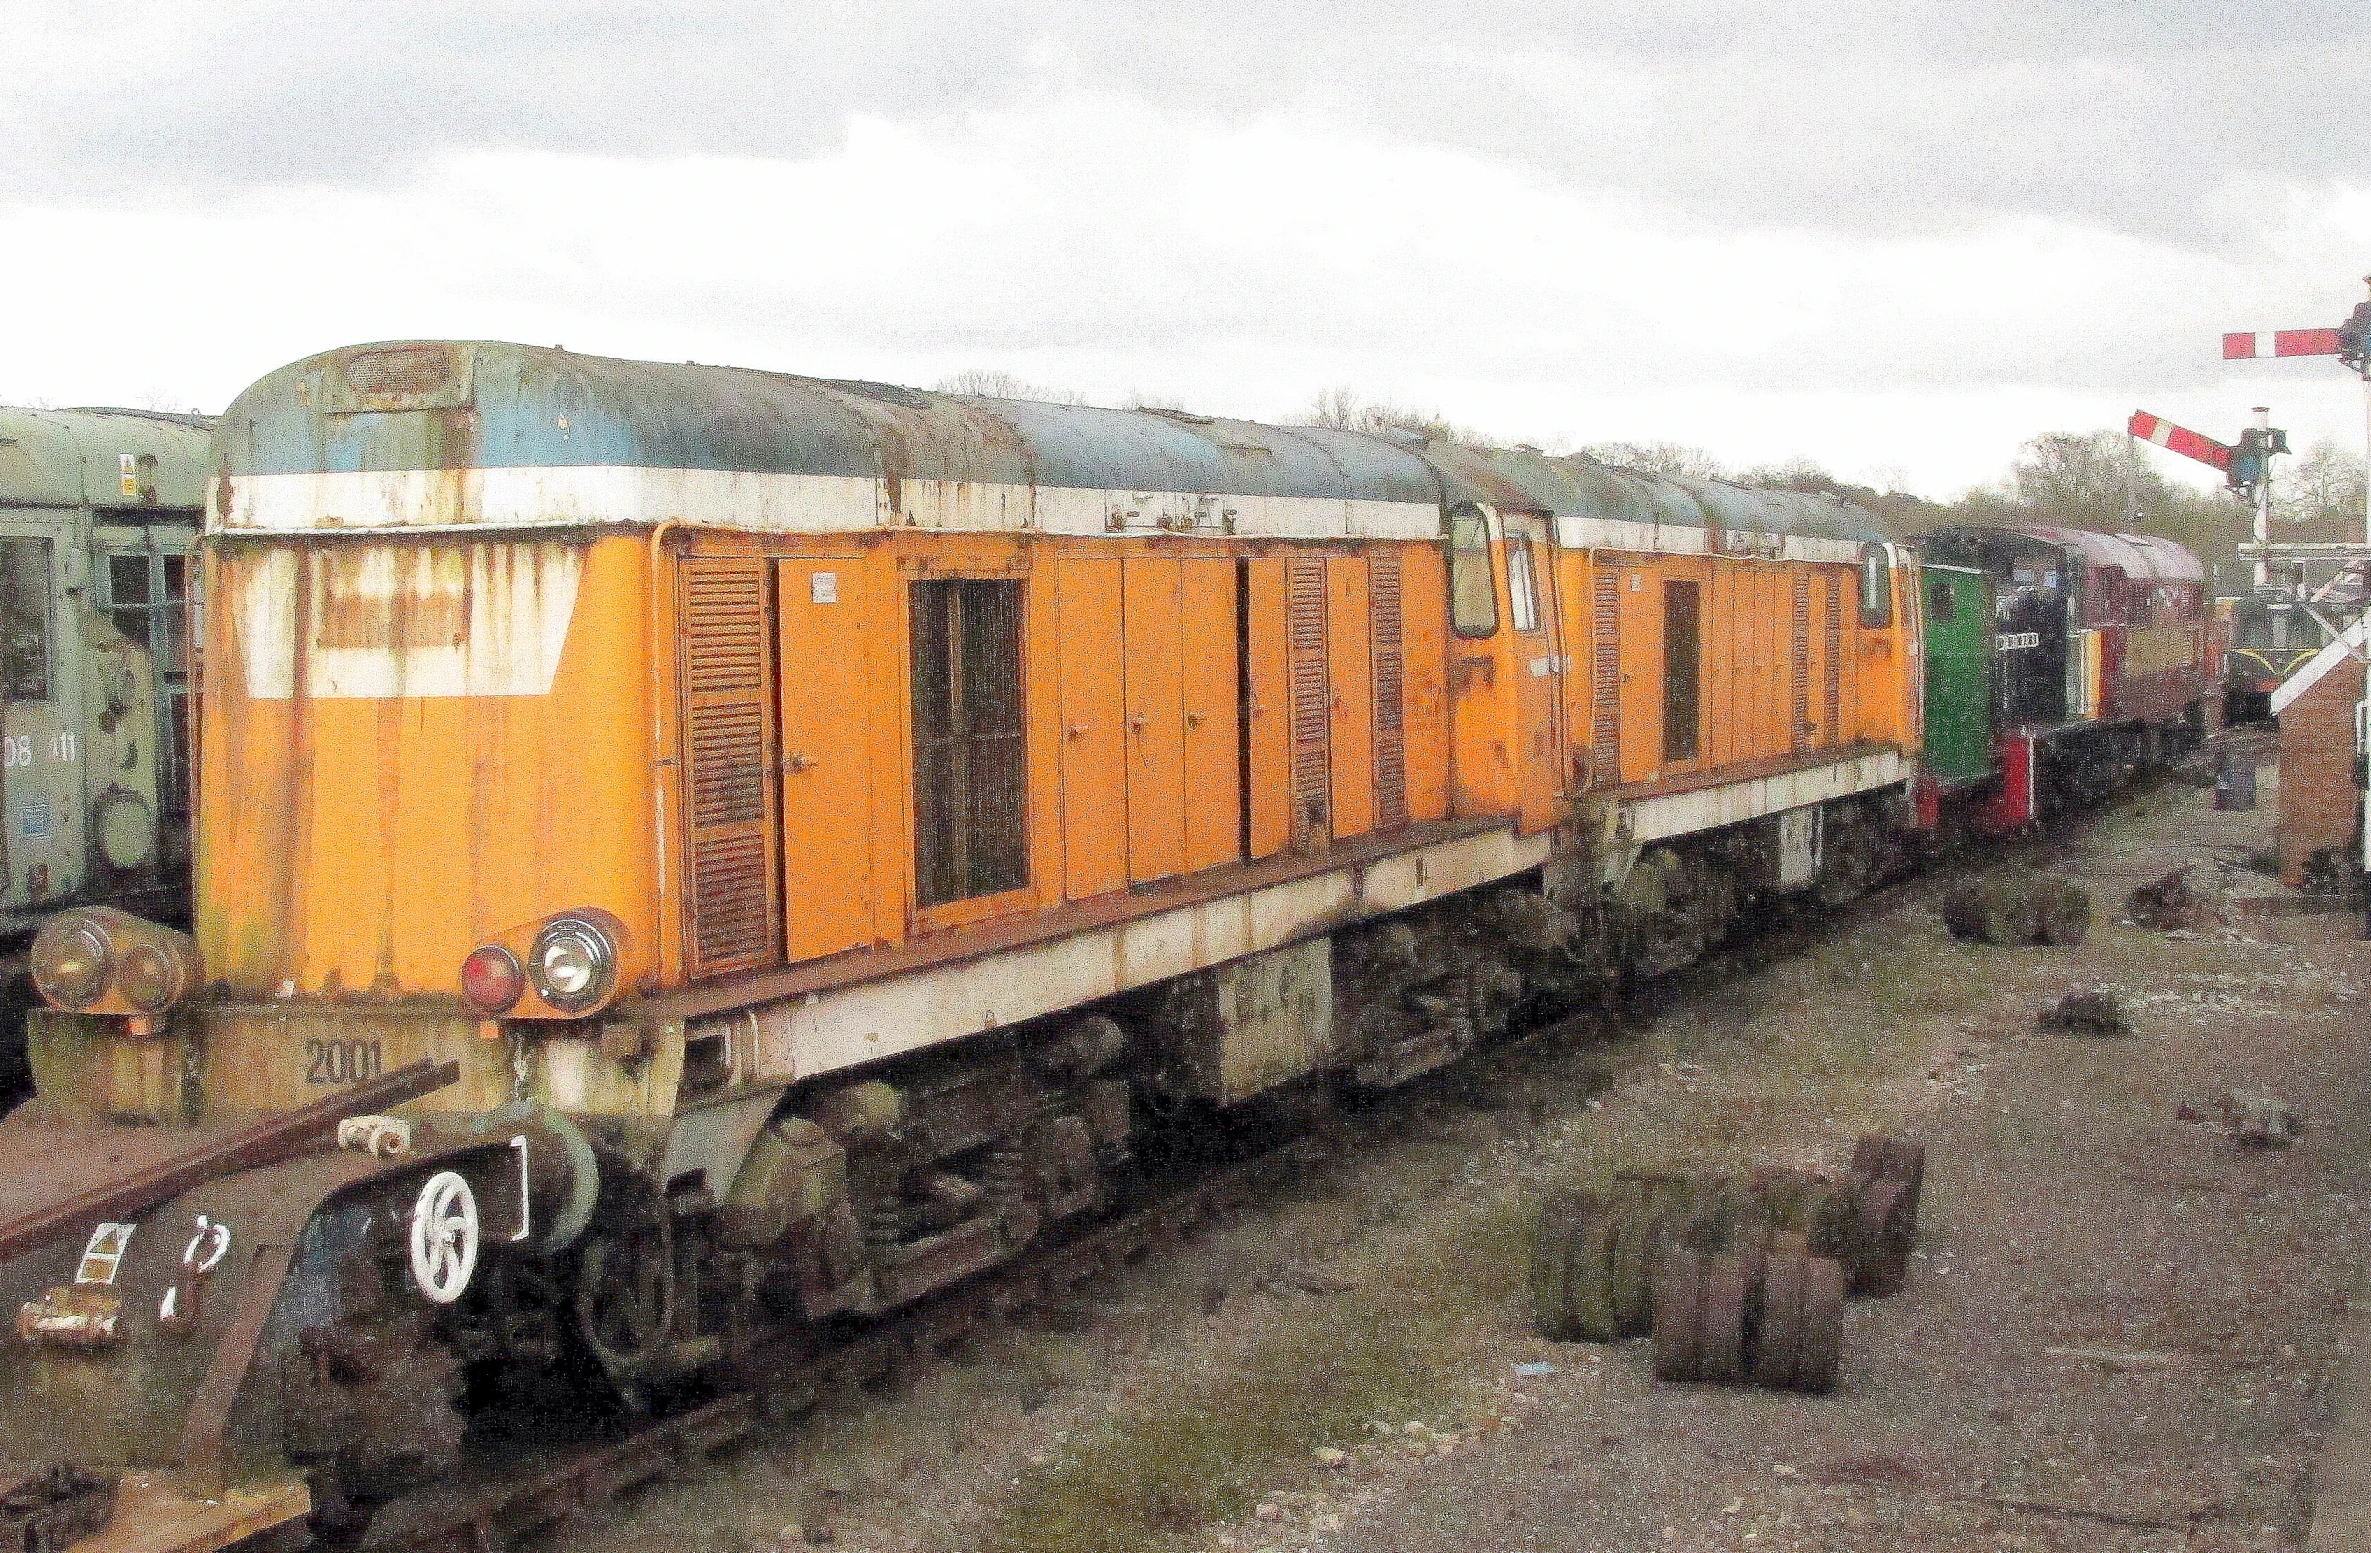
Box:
left=550, top=759, right=2371, bottom=1553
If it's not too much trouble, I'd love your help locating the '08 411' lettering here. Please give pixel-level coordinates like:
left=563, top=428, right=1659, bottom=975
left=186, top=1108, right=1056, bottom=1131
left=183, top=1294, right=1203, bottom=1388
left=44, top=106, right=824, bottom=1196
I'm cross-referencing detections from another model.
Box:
left=0, top=733, right=74, bottom=768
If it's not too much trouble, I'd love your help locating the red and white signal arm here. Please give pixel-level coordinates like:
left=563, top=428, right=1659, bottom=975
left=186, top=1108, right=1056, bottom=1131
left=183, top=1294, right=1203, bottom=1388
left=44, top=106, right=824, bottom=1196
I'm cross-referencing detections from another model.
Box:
left=2127, top=411, right=2230, bottom=472
left=2222, top=329, right=2342, bottom=360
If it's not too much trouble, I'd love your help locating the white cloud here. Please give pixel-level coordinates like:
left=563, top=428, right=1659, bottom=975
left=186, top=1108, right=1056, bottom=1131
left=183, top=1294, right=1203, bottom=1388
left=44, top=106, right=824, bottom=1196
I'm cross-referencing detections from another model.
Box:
left=5, top=73, right=2366, bottom=501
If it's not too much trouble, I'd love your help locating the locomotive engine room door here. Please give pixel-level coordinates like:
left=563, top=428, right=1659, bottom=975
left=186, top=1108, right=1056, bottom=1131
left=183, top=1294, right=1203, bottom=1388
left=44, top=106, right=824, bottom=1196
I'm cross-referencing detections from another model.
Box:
left=774, top=556, right=876, bottom=961
left=1502, top=513, right=1567, bottom=832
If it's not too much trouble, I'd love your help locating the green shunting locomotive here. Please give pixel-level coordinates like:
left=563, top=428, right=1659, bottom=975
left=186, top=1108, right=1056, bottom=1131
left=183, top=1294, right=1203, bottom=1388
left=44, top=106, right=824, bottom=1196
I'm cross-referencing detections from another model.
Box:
left=0, top=407, right=202, bottom=1086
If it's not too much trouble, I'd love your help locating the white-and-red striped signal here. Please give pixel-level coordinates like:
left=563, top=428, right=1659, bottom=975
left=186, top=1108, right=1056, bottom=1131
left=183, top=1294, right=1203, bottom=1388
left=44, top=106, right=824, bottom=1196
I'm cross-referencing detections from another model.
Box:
left=2127, top=410, right=2230, bottom=471
left=2222, top=329, right=2343, bottom=360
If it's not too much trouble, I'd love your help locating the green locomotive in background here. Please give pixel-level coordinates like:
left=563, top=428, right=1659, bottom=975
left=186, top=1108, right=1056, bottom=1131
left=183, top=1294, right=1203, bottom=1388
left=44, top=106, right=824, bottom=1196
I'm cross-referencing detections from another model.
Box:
left=0, top=406, right=201, bottom=1086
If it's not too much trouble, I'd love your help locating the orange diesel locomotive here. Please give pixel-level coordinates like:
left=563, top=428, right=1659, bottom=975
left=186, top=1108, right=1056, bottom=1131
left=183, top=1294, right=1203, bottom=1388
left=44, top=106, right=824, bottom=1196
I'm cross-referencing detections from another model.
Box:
left=1, top=342, right=1919, bottom=1538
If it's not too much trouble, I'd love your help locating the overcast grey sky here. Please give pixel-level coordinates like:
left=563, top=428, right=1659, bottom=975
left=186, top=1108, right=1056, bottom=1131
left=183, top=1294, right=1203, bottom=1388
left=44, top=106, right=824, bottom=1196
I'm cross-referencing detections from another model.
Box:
left=6, top=0, right=2366, bottom=495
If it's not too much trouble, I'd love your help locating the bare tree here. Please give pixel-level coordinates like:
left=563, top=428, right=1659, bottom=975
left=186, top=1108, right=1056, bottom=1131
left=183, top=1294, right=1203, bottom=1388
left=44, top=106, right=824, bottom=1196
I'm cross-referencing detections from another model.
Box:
left=2274, top=439, right=2368, bottom=544
left=1579, top=441, right=1728, bottom=481
left=2010, top=430, right=2140, bottom=527
left=1293, top=386, right=1471, bottom=444
left=931, top=369, right=1088, bottom=405
left=1303, top=385, right=1362, bottom=430
left=1737, top=456, right=1848, bottom=495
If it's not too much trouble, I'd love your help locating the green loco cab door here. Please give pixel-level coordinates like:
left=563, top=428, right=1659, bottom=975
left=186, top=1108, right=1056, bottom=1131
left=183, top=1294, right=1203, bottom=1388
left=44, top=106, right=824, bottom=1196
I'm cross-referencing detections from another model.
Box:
left=1921, top=564, right=1995, bottom=790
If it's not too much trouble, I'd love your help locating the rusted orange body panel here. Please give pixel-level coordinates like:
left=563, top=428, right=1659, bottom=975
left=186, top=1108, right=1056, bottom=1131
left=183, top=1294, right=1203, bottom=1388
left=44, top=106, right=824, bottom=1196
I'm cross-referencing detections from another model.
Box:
left=1554, top=548, right=1919, bottom=797
left=196, top=536, right=659, bottom=1002
left=1399, top=544, right=1452, bottom=825
left=195, top=531, right=1463, bottom=1027
left=1325, top=556, right=1376, bottom=842
left=1242, top=555, right=1293, bottom=860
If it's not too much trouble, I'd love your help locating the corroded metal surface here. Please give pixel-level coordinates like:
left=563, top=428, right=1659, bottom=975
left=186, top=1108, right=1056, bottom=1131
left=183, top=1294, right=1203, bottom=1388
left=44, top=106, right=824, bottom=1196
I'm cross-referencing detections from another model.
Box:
left=216, top=343, right=1448, bottom=509
left=211, top=341, right=1896, bottom=548
left=0, top=1058, right=457, bottom=1261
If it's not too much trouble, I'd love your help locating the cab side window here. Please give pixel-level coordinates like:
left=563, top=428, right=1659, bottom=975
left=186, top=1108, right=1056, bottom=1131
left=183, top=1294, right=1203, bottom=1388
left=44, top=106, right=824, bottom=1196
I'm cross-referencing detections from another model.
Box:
left=102, top=549, right=195, bottom=814
left=1506, top=536, right=1542, bottom=633
left=0, top=539, right=52, bottom=702
left=1858, top=543, right=1893, bottom=629
left=1448, top=508, right=1499, bottom=639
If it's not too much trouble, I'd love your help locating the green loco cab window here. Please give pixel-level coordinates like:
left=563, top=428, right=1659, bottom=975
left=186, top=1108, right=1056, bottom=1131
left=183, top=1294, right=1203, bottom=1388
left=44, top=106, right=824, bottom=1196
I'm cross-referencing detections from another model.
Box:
left=1858, top=543, right=1894, bottom=629
left=1448, top=508, right=1499, bottom=639
left=0, top=539, right=52, bottom=701
left=105, top=551, right=194, bottom=816
left=1927, top=574, right=1957, bottom=623
left=911, top=578, right=1028, bottom=908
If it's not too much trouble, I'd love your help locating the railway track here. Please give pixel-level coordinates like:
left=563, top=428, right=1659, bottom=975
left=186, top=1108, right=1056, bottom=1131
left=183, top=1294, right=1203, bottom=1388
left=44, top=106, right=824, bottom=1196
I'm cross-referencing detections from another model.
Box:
left=318, top=788, right=2177, bottom=1553
left=357, top=1129, right=1311, bottom=1552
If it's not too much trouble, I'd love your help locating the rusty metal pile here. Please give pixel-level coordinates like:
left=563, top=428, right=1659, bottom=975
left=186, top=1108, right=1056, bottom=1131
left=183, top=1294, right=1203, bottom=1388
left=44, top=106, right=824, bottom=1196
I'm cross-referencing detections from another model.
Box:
left=1529, top=1133, right=1925, bottom=1395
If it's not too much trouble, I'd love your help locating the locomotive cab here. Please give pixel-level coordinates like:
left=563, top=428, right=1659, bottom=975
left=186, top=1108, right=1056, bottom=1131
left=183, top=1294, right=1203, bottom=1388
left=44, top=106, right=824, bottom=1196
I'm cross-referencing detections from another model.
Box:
left=1922, top=522, right=2207, bottom=829
left=0, top=409, right=199, bottom=1091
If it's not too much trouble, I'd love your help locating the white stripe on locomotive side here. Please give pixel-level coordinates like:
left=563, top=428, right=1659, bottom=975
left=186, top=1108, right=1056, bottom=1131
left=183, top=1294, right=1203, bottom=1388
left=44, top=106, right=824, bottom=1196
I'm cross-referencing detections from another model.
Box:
left=678, top=748, right=1911, bottom=1089
left=213, top=469, right=1877, bottom=565
left=213, top=467, right=1444, bottom=543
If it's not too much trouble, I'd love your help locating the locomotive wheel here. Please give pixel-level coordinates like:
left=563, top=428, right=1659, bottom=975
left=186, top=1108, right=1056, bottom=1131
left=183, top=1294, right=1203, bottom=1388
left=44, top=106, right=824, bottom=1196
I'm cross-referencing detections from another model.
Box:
left=1848, top=1177, right=1913, bottom=1297
left=1753, top=1250, right=1807, bottom=1391
left=1851, top=1135, right=1926, bottom=1231
left=1795, top=1256, right=1847, bottom=1394
left=1696, top=1253, right=1755, bottom=1383
left=574, top=1219, right=677, bottom=1385
left=1560, top=1205, right=1624, bottom=1342
left=1031, top=1114, right=1106, bottom=1221
left=1528, top=1189, right=1595, bottom=1340
left=1651, top=1249, right=1704, bottom=1382
left=1607, top=1198, right=1663, bottom=1338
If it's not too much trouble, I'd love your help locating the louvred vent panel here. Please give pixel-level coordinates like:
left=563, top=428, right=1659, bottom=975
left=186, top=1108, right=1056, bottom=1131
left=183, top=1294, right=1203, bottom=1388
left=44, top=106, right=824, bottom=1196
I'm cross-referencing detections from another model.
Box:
left=1369, top=554, right=1408, bottom=831
left=1286, top=552, right=1331, bottom=848
left=679, top=555, right=781, bottom=976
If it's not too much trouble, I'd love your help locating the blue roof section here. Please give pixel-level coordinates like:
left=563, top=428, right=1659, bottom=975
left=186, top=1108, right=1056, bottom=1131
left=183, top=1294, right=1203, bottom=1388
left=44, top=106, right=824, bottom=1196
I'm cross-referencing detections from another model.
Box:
left=219, top=342, right=1449, bottom=506
left=218, top=340, right=1889, bottom=542
left=1422, top=442, right=1889, bottom=543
